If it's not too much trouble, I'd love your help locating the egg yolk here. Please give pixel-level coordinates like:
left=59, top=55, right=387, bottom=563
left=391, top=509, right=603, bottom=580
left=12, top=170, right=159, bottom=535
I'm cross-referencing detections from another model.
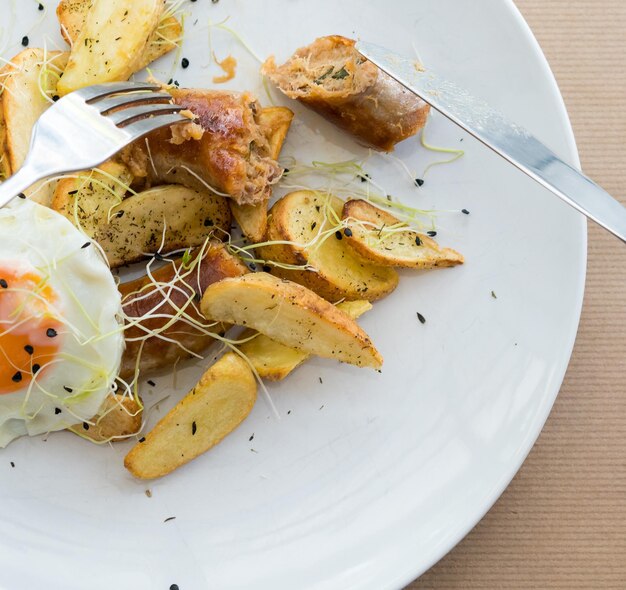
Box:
left=0, top=265, right=63, bottom=395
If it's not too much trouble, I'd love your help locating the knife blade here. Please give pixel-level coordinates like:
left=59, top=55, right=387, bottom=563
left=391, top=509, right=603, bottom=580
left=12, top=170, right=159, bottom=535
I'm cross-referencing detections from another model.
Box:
left=355, top=41, right=626, bottom=243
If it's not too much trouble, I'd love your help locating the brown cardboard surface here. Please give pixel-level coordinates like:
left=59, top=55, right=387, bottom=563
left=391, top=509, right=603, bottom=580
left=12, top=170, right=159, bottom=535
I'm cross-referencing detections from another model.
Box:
left=409, top=1, right=626, bottom=588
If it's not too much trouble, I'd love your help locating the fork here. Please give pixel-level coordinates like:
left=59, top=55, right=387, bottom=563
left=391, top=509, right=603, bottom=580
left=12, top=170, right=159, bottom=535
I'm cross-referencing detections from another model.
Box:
left=0, top=81, right=188, bottom=209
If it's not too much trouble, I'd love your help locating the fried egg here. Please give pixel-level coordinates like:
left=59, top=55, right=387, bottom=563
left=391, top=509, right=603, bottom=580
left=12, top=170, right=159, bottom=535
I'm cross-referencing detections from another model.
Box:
left=0, top=199, right=124, bottom=446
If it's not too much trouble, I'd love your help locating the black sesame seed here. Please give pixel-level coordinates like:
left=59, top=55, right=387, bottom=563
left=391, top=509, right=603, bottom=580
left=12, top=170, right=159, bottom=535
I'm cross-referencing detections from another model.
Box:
left=461, top=208, right=470, bottom=215
left=414, top=178, right=425, bottom=187
left=192, top=421, right=197, bottom=435
left=310, top=221, right=317, bottom=231
left=81, top=242, right=91, bottom=249
left=63, top=386, right=73, bottom=393
left=164, top=516, right=176, bottom=522
left=181, top=57, right=190, bottom=69
left=249, top=262, right=257, bottom=271
left=116, top=210, right=125, bottom=218
left=167, top=78, right=173, bottom=85
left=262, top=265, right=271, bottom=273
left=204, top=218, right=214, bottom=227
left=147, top=380, right=156, bottom=387
left=170, top=585, right=180, bottom=590
left=415, top=236, right=422, bottom=246
left=18, top=193, right=26, bottom=199
left=10, top=461, right=15, bottom=468
left=283, top=168, right=290, bottom=174
left=0, top=278, right=7, bottom=288
left=82, top=422, right=89, bottom=431
left=32, top=364, right=41, bottom=374
left=344, top=228, right=353, bottom=237
left=212, top=0, right=219, bottom=3
left=416, top=312, right=426, bottom=324
left=427, top=230, right=437, bottom=237
left=249, top=433, right=254, bottom=441
left=24, top=344, right=34, bottom=354
left=38, top=2, right=44, bottom=9
left=12, top=372, right=22, bottom=383
left=54, top=408, right=62, bottom=415
left=335, top=230, right=343, bottom=240
left=52, top=95, right=59, bottom=102
left=21, top=36, right=29, bottom=47
left=154, top=252, right=164, bottom=261
left=46, top=328, right=57, bottom=338
left=139, top=437, right=146, bottom=443
left=67, top=190, right=78, bottom=195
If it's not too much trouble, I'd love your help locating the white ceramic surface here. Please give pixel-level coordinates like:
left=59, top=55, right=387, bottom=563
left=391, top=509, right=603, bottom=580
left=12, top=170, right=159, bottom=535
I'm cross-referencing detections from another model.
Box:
left=0, top=1, right=585, bottom=589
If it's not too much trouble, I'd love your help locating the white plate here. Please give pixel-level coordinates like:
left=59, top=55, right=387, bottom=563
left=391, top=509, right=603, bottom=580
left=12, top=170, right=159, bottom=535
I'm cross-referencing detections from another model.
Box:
left=0, top=1, right=585, bottom=589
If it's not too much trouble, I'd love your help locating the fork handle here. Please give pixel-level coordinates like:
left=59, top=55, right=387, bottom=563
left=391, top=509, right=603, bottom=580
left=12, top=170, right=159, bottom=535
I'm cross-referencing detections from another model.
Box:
left=0, top=162, right=53, bottom=209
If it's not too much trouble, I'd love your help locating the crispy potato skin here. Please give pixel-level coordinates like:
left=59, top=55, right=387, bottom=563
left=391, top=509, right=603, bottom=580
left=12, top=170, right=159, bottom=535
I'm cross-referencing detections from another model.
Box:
left=263, top=36, right=429, bottom=152
left=342, top=199, right=465, bottom=268
left=200, top=273, right=382, bottom=369
left=121, top=90, right=283, bottom=206
left=229, top=106, right=294, bottom=242
left=124, top=352, right=257, bottom=479
left=256, top=191, right=398, bottom=302
left=238, top=299, right=373, bottom=380
left=68, top=394, right=142, bottom=442
left=119, top=243, right=248, bottom=380
left=57, top=0, right=181, bottom=70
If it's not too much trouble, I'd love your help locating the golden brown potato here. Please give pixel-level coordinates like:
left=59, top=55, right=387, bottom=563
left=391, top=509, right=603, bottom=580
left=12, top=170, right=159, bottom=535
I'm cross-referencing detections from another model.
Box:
left=255, top=191, right=398, bottom=302
left=57, top=0, right=181, bottom=70
left=124, top=352, right=257, bottom=479
left=0, top=49, right=68, bottom=205
left=229, top=106, right=294, bottom=242
left=238, top=300, right=372, bottom=380
left=342, top=199, right=464, bottom=268
left=57, top=0, right=165, bottom=95
left=200, top=273, right=382, bottom=369
left=263, top=36, right=430, bottom=151
left=68, top=394, right=142, bottom=442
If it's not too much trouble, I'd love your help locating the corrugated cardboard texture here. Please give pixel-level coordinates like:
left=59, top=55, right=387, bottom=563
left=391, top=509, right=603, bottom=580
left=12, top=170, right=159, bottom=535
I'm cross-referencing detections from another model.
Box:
left=409, top=1, right=626, bottom=588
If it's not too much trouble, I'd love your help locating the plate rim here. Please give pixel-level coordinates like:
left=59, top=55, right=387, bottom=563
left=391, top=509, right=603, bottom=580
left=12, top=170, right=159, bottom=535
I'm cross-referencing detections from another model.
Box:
left=392, top=0, right=588, bottom=586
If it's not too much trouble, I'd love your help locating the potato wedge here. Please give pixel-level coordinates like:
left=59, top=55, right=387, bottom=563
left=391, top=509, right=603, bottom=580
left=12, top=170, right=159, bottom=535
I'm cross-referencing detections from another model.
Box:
left=124, top=353, right=256, bottom=479
left=256, top=191, right=398, bottom=301
left=229, top=106, right=294, bottom=242
left=57, top=0, right=165, bottom=95
left=238, top=300, right=372, bottom=380
left=1, top=49, right=68, bottom=205
left=201, top=273, right=382, bottom=369
left=69, top=394, right=142, bottom=442
left=57, top=0, right=181, bottom=71
left=342, top=199, right=464, bottom=268
left=53, top=175, right=232, bottom=268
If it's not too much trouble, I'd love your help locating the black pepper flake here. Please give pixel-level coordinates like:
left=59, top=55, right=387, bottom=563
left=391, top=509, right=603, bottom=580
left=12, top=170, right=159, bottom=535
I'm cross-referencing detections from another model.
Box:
left=147, top=380, right=156, bottom=387
left=359, top=173, right=371, bottom=183
left=32, top=364, right=41, bottom=374
left=46, top=328, right=57, bottom=338
left=414, top=178, right=425, bottom=187
left=52, top=95, right=59, bottom=102
left=18, top=193, right=26, bottom=199
left=262, top=265, right=271, bottom=273
left=81, top=242, right=91, bottom=249
left=82, top=422, right=90, bottom=431
left=21, top=36, right=29, bottom=47
left=12, top=372, right=22, bottom=383
left=54, top=408, right=62, bottom=415
left=24, top=344, right=34, bottom=354
left=181, top=57, right=190, bottom=69
left=10, top=461, right=15, bottom=468
left=0, top=278, right=7, bottom=288
left=415, top=236, right=422, bottom=246
left=416, top=312, right=426, bottom=325
left=191, top=421, right=197, bottom=435
left=491, top=291, right=497, bottom=299
left=427, top=230, right=437, bottom=237
left=461, top=208, right=470, bottom=215
left=204, top=218, right=214, bottom=227
left=38, top=3, right=44, bottom=10
left=283, top=168, right=290, bottom=174
left=335, top=230, right=343, bottom=240
left=212, top=0, right=220, bottom=3
left=116, top=210, right=125, bottom=218
left=139, top=437, right=146, bottom=443
left=63, top=386, right=73, bottom=393
left=310, top=221, right=317, bottom=231
left=319, top=377, right=323, bottom=384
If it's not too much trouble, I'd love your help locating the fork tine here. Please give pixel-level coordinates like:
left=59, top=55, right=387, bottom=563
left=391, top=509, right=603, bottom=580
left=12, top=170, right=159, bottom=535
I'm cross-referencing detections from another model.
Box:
left=96, top=92, right=174, bottom=114
left=124, top=113, right=190, bottom=142
left=109, top=104, right=184, bottom=126
left=74, top=82, right=162, bottom=103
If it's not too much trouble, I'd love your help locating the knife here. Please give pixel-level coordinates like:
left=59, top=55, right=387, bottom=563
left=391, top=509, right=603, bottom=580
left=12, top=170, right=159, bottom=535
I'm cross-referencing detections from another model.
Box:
left=355, top=41, right=626, bottom=243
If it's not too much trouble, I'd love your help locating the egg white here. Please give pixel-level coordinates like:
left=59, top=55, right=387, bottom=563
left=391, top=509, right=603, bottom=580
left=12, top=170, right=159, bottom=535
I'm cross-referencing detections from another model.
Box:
left=0, top=199, right=124, bottom=446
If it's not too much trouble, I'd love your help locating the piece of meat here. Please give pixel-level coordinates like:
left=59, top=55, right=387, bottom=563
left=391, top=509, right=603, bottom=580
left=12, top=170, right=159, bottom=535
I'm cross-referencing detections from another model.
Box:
left=119, top=89, right=283, bottom=206
left=262, top=35, right=430, bottom=152
left=118, top=242, right=248, bottom=380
